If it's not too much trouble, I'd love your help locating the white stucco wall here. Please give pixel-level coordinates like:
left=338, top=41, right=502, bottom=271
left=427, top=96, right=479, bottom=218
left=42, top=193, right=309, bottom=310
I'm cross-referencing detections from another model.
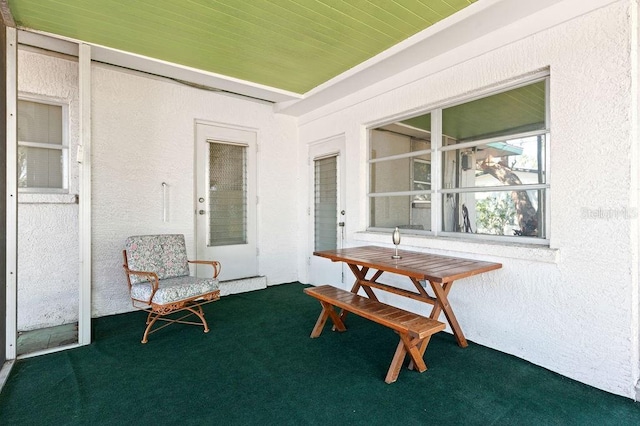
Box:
left=297, top=1, right=639, bottom=398
left=17, top=48, right=80, bottom=331
left=91, top=64, right=299, bottom=317
left=16, top=45, right=298, bottom=324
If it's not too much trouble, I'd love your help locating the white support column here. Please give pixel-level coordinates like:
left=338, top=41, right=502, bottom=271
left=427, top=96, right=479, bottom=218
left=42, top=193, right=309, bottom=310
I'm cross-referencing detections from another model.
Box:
left=430, top=108, right=442, bottom=236
left=78, top=43, right=92, bottom=345
left=4, top=24, right=17, bottom=360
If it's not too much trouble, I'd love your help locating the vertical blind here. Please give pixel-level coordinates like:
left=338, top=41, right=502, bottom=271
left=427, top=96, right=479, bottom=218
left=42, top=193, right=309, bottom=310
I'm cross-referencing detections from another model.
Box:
left=314, top=155, right=337, bottom=252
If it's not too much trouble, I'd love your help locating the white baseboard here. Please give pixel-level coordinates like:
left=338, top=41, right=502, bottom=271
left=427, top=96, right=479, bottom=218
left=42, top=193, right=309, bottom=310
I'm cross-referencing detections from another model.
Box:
left=219, top=276, right=267, bottom=296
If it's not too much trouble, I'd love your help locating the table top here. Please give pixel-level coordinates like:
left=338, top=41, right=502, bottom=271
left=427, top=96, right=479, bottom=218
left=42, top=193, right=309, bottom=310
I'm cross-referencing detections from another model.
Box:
left=313, top=245, right=502, bottom=283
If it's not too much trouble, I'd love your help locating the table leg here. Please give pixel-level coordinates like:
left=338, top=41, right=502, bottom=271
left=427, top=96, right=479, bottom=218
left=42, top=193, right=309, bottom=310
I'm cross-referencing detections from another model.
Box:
left=429, top=280, right=468, bottom=348
left=334, top=264, right=372, bottom=329
left=348, top=264, right=368, bottom=293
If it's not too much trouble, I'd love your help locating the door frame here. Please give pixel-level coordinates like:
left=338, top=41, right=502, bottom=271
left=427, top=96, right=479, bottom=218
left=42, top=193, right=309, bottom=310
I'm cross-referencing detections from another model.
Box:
left=307, top=134, right=346, bottom=287
left=194, top=120, right=259, bottom=281
left=3, top=14, right=17, bottom=366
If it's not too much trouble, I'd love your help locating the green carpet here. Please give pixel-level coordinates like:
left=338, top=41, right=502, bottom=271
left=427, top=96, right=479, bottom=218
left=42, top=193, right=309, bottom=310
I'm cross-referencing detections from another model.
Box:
left=1, top=282, right=639, bottom=425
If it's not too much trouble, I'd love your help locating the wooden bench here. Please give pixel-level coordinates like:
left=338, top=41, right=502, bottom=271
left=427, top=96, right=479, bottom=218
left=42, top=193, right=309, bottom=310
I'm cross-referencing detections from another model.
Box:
left=304, top=285, right=445, bottom=383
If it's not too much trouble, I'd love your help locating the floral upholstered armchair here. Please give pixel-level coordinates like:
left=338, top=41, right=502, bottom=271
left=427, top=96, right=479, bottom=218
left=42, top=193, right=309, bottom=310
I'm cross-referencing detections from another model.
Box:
left=122, top=234, right=221, bottom=343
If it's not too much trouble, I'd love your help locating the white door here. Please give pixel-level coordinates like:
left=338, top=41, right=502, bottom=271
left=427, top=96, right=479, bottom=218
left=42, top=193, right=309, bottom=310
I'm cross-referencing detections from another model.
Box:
left=309, top=136, right=346, bottom=287
left=196, top=122, right=258, bottom=281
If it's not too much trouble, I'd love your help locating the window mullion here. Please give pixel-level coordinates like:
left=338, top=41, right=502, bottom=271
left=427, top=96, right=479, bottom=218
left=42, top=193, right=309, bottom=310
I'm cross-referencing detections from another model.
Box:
left=439, top=128, right=549, bottom=153
left=369, top=149, right=431, bottom=163
left=441, top=183, right=549, bottom=194
left=17, top=141, right=64, bottom=150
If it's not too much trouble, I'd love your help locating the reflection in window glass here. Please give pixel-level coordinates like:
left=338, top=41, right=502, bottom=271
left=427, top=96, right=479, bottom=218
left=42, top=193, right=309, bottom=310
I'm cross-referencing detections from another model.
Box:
left=412, top=158, right=431, bottom=205
left=442, top=190, right=544, bottom=237
left=370, top=157, right=412, bottom=193
left=370, top=195, right=431, bottom=231
left=442, top=80, right=546, bottom=144
left=442, top=135, right=546, bottom=189
left=368, top=116, right=432, bottom=232
left=368, top=78, right=549, bottom=241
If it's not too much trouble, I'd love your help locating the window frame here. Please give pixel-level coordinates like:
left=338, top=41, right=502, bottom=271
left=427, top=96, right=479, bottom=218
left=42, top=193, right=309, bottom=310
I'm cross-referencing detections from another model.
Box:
left=17, top=95, right=70, bottom=194
left=367, top=73, right=550, bottom=245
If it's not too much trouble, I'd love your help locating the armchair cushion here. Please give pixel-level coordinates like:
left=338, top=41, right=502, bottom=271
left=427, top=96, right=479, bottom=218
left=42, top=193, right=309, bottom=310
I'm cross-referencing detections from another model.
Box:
left=125, top=234, right=191, bottom=284
left=131, top=276, right=219, bottom=305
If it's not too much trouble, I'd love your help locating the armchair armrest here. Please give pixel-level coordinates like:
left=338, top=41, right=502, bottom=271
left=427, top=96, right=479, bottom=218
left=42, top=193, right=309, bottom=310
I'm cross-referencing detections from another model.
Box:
left=188, top=260, right=221, bottom=279
left=122, top=266, right=160, bottom=303
left=124, top=269, right=160, bottom=285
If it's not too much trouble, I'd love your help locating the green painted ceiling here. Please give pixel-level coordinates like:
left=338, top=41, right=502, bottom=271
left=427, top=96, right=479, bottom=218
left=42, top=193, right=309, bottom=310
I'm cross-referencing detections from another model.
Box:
left=9, top=0, right=477, bottom=94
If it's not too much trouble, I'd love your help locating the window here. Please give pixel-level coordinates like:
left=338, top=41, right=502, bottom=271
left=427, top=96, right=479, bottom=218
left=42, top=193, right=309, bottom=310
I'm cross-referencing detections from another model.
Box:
left=207, top=141, right=247, bottom=246
left=17, top=99, right=68, bottom=192
left=370, top=118, right=433, bottom=231
left=314, top=155, right=338, bottom=251
left=368, top=77, right=549, bottom=242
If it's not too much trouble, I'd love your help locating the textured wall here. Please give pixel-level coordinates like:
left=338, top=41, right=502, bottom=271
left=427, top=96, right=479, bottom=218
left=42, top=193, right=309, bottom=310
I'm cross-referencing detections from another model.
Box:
left=298, top=1, right=638, bottom=398
left=17, top=48, right=79, bottom=331
left=90, top=64, right=299, bottom=317
left=17, top=47, right=299, bottom=326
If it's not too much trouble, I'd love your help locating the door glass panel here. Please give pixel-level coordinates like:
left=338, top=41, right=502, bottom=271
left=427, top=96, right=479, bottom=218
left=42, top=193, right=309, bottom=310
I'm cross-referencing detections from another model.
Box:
left=208, top=141, right=247, bottom=246
left=314, top=156, right=337, bottom=251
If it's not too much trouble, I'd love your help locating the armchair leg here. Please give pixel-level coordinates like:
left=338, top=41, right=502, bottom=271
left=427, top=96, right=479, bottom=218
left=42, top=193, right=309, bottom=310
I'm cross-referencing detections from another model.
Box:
left=185, top=306, right=210, bottom=333
left=142, top=314, right=161, bottom=344
left=140, top=302, right=212, bottom=343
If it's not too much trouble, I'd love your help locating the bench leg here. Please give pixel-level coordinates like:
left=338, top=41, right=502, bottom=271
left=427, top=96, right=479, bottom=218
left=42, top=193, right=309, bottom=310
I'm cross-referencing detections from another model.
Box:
left=385, top=333, right=428, bottom=383
left=385, top=339, right=407, bottom=383
left=408, top=338, right=430, bottom=371
left=401, top=334, right=427, bottom=372
left=310, top=301, right=347, bottom=338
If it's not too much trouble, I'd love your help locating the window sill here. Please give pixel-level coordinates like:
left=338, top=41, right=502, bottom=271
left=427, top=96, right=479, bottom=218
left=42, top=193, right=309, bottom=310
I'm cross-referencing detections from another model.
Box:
left=353, top=231, right=559, bottom=264
left=18, top=193, right=77, bottom=205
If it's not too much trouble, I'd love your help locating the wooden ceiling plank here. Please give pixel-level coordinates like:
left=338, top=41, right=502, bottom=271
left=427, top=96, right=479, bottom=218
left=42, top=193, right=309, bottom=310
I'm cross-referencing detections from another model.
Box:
left=10, top=0, right=476, bottom=94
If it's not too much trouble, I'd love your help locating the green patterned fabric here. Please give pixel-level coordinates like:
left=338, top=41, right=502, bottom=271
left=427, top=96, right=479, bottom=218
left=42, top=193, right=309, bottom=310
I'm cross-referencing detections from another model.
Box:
left=130, top=276, right=219, bottom=304
left=125, top=234, right=190, bottom=284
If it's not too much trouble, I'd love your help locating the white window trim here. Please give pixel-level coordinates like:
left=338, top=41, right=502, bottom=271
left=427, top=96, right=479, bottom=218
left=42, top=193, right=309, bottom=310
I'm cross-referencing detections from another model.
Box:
left=366, top=73, right=551, bottom=246
left=17, top=94, right=70, bottom=195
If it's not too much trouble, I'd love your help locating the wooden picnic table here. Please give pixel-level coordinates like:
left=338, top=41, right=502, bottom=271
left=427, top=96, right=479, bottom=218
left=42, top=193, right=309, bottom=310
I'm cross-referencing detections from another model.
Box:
left=313, top=245, right=502, bottom=348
